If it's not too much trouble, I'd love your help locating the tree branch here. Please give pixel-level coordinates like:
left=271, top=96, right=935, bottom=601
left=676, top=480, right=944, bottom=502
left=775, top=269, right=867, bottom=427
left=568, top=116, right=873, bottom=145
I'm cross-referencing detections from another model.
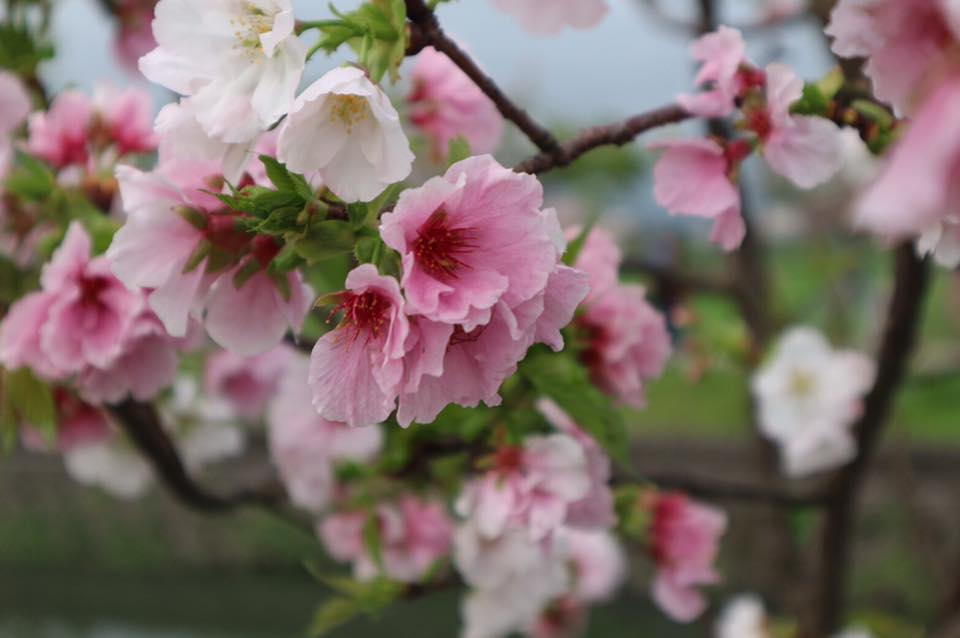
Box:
left=514, top=105, right=691, bottom=174
left=638, top=470, right=830, bottom=507
left=108, top=399, right=311, bottom=532
left=808, top=244, right=931, bottom=635
left=405, top=0, right=563, bottom=157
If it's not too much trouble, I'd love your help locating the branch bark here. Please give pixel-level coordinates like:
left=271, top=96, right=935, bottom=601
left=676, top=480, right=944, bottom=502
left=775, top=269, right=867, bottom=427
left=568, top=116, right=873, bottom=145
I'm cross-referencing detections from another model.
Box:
left=405, top=0, right=563, bottom=157
left=108, top=399, right=311, bottom=531
left=808, top=244, right=931, bottom=636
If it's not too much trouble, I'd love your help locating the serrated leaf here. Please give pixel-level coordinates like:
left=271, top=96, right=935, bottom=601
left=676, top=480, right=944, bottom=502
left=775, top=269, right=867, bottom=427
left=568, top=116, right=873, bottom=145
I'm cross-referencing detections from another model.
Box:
left=294, top=220, right=356, bottom=262
left=260, top=155, right=297, bottom=192
left=520, top=349, right=629, bottom=463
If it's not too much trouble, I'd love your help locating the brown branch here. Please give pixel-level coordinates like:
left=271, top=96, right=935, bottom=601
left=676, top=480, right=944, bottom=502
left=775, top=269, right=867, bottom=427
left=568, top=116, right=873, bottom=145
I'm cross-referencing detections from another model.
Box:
left=808, top=244, right=931, bottom=636
left=621, top=257, right=737, bottom=298
left=637, top=470, right=830, bottom=507
left=108, top=399, right=311, bottom=532
left=405, top=0, right=563, bottom=157
left=514, top=105, right=691, bottom=175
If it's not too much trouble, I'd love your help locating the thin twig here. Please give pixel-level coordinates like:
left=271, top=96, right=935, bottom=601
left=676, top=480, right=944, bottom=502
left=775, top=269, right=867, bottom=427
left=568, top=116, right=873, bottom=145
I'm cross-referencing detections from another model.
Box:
left=108, top=399, right=312, bottom=532
left=404, top=0, right=563, bottom=156
left=514, top=105, right=691, bottom=175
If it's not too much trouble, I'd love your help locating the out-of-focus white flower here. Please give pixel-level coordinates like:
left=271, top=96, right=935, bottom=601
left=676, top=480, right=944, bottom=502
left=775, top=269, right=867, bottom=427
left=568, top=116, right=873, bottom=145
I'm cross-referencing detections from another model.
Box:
left=715, top=595, right=768, bottom=638
left=64, top=440, right=154, bottom=499
left=140, top=0, right=306, bottom=144
left=278, top=66, right=413, bottom=202
left=165, top=377, right=246, bottom=473
left=752, top=326, right=875, bottom=477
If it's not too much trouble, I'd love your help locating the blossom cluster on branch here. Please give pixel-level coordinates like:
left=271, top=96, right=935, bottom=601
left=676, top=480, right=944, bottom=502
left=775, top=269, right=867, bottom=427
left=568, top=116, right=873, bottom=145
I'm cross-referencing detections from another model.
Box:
left=0, top=0, right=954, bottom=635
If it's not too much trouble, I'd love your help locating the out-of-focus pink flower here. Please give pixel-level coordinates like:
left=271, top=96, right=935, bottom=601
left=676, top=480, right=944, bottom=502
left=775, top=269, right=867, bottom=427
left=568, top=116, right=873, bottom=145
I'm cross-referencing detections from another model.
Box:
left=537, top=399, right=615, bottom=530
left=854, top=77, right=960, bottom=238
left=140, top=0, right=306, bottom=145
left=92, top=86, right=158, bottom=157
left=579, top=285, right=671, bottom=409
left=381, top=155, right=559, bottom=326
left=567, top=226, right=621, bottom=304
left=76, top=311, right=181, bottom=404
left=33, top=222, right=142, bottom=374
left=309, top=265, right=409, bottom=427
left=26, top=91, right=93, bottom=169
left=754, top=63, right=843, bottom=188
left=110, top=162, right=313, bottom=354
left=112, top=0, right=157, bottom=74
left=204, top=346, right=293, bottom=420
left=21, top=389, right=112, bottom=453
left=319, top=495, right=454, bottom=582
left=267, top=354, right=382, bottom=513
left=677, top=26, right=749, bottom=118
left=826, top=0, right=956, bottom=114
left=0, top=71, right=31, bottom=176
left=491, top=0, right=608, bottom=34
left=408, top=46, right=503, bottom=159
left=457, top=434, right=591, bottom=542
left=648, top=492, right=727, bottom=622
left=278, top=66, right=413, bottom=202
left=649, top=138, right=747, bottom=251
left=564, top=529, right=627, bottom=603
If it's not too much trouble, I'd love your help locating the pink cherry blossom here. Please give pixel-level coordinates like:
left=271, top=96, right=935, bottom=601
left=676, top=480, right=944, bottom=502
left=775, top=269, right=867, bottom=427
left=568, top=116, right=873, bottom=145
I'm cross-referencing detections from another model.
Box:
left=649, top=138, right=746, bottom=251
left=537, top=399, right=615, bottom=530
left=110, top=161, right=312, bottom=354
left=319, top=495, right=454, bottom=582
left=0, top=290, right=61, bottom=379
left=26, top=91, right=93, bottom=169
left=204, top=346, right=293, bottom=420
left=566, top=226, right=621, bottom=304
left=37, top=222, right=143, bottom=374
left=648, top=492, right=728, bottom=622
left=826, top=0, right=956, bottom=114
left=578, top=284, right=671, bottom=409
left=755, top=63, right=844, bottom=188
left=854, top=76, right=960, bottom=238
left=677, top=26, right=749, bottom=118
left=563, top=529, right=627, bottom=603
left=408, top=46, right=503, bottom=159
left=492, top=0, right=609, bottom=34
left=76, top=311, right=182, bottom=404
left=267, top=355, right=382, bottom=512
left=456, top=434, right=591, bottom=542
left=380, top=155, right=560, bottom=326
left=0, top=71, right=31, bottom=176
left=309, top=265, right=409, bottom=427
left=112, top=0, right=158, bottom=73
left=92, top=86, right=158, bottom=157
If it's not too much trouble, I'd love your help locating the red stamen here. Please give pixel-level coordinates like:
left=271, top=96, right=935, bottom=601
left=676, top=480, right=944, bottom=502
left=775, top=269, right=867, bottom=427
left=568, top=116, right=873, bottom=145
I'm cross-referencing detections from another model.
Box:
left=330, top=290, right=391, bottom=347
left=412, top=208, right=477, bottom=280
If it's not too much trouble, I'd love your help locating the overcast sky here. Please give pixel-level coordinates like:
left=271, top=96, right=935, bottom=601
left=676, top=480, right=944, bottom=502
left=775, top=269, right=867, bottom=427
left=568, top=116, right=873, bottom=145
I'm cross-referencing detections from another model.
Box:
left=39, top=0, right=835, bottom=124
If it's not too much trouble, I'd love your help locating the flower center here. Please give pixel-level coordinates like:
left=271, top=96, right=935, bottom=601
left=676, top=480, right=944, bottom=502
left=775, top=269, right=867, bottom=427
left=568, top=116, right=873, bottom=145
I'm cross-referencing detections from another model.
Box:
left=232, top=4, right=274, bottom=54
left=493, top=445, right=524, bottom=474
left=79, top=275, right=111, bottom=306
left=330, top=94, right=371, bottom=133
left=331, top=290, right=391, bottom=346
left=788, top=369, right=815, bottom=397
left=412, top=208, right=476, bottom=280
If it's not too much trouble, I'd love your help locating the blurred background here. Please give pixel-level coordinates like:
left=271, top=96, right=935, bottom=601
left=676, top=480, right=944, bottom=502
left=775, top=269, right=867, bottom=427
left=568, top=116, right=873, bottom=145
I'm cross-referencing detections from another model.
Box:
left=2, top=0, right=958, bottom=636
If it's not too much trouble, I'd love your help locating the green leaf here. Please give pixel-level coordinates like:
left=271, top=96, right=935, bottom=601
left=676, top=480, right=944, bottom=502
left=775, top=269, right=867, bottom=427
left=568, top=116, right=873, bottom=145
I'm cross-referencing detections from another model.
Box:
left=4, top=153, right=56, bottom=201
left=5, top=368, right=56, bottom=442
left=294, top=220, right=356, bottom=262
left=446, top=136, right=471, bottom=166
left=354, top=235, right=380, bottom=264
left=260, top=155, right=298, bottom=192
left=309, top=597, right=360, bottom=636
left=362, top=511, right=385, bottom=573
left=789, top=83, right=829, bottom=117
left=520, top=349, right=629, bottom=463
left=562, top=218, right=597, bottom=267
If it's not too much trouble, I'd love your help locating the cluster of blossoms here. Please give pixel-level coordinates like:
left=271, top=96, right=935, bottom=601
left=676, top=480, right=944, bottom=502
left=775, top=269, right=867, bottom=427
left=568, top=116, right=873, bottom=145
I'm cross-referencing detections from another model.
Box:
left=752, top=327, right=875, bottom=477
left=453, top=400, right=625, bottom=638
left=825, top=0, right=960, bottom=267
left=651, top=26, right=844, bottom=250
left=568, top=227, right=672, bottom=408
left=311, top=154, right=590, bottom=426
